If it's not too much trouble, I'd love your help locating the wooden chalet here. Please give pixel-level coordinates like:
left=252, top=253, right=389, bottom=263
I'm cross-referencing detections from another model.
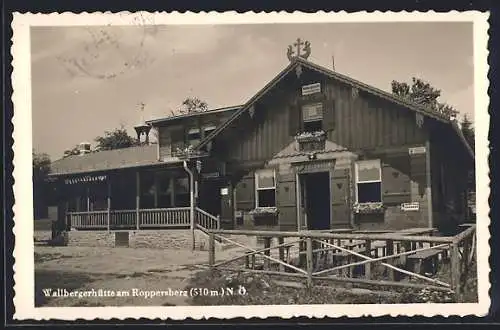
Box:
left=47, top=56, right=474, bottom=235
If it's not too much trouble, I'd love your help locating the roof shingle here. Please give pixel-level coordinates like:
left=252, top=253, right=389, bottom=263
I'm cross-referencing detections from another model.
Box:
left=49, top=144, right=160, bottom=176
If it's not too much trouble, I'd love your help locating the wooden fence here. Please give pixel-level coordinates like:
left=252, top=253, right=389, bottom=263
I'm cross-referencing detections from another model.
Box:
left=207, top=225, right=476, bottom=301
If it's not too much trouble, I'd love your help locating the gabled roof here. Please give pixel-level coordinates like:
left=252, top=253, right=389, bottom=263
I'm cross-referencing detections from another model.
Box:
left=49, top=144, right=161, bottom=176
left=196, top=57, right=474, bottom=159
left=145, top=105, right=242, bottom=126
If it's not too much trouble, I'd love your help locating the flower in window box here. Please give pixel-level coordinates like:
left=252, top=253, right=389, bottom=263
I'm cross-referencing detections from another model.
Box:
left=249, top=207, right=278, bottom=216
left=353, top=202, right=385, bottom=214
left=249, top=207, right=279, bottom=226
left=294, top=130, right=326, bottom=143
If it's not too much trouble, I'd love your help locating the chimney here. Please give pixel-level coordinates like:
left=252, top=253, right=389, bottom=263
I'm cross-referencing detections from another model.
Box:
left=78, top=142, right=91, bottom=155
left=134, top=123, right=152, bottom=144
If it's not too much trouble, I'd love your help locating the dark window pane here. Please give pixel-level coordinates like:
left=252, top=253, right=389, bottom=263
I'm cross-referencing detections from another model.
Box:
left=303, top=120, right=323, bottom=132
left=357, top=182, right=382, bottom=203
left=257, top=189, right=276, bottom=207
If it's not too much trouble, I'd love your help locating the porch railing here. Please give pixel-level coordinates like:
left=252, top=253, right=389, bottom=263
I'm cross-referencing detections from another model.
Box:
left=140, top=208, right=190, bottom=227
left=195, top=207, right=220, bottom=230
left=110, top=210, right=137, bottom=228
left=69, top=211, right=108, bottom=229
left=67, top=207, right=191, bottom=230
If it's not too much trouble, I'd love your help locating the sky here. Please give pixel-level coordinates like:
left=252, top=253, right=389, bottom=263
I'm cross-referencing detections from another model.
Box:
left=30, top=22, right=474, bottom=160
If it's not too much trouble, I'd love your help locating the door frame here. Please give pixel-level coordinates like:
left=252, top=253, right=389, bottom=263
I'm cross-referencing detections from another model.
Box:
left=296, top=169, right=333, bottom=231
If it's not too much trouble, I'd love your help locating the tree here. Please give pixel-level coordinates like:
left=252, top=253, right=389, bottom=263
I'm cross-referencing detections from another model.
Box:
left=391, top=77, right=459, bottom=119
left=63, top=145, right=80, bottom=158
left=94, top=127, right=138, bottom=151
left=460, top=114, right=475, bottom=152
left=181, top=97, right=208, bottom=113
left=33, top=150, right=51, bottom=219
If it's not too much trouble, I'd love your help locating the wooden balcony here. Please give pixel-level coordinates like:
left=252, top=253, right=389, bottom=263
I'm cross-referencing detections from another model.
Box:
left=67, top=207, right=220, bottom=231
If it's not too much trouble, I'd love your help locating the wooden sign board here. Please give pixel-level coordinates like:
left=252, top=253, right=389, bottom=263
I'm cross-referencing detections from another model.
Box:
left=408, top=146, right=426, bottom=155
left=301, top=83, right=321, bottom=96
left=401, top=202, right=420, bottom=212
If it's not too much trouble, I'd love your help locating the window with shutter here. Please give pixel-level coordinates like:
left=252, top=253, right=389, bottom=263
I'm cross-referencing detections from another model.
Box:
left=170, top=127, right=185, bottom=154
left=187, top=128, right=201, bottom=146
left=301, top=102, right=324, bottom=132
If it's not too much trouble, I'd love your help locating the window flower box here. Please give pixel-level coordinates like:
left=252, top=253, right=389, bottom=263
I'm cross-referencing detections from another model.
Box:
left=249, top=207, right=278, bottom=226
left=295, top=131, right=326, bottom=152
left=294, top=130, right=326, bottom=143
left=353, top=202, right=385, bottom=214
left=174, top=145, right=205, bottom=159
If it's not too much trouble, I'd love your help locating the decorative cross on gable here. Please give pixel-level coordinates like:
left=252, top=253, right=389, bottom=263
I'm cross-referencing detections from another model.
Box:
left=287, top=38, right=312, bottom=62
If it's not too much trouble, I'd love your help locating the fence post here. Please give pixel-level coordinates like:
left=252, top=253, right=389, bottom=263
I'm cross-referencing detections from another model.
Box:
left=136, top=171, right=140, bottom=230
left=450, top=241, right=461, bottom=302
left=386, top=239, right=394, bottom=281
left=208, top=232, right=215, bottom=267
left=278, top=237, right=285, bottom=272
left=306, top=237, right=313, bottom=288
left=263, top=237, right=271, bottom=270
left=365, top=240, right=372, bottom=279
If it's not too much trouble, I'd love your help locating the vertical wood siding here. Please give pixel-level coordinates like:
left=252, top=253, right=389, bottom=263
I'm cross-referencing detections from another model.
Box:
left=223, top=67, right=427, bottom=163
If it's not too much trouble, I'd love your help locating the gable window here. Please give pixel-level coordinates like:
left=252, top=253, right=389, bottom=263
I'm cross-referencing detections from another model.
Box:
left=187, top=128, right=201, bottom=146
left=203, top=125, right=217, bottom=138
left=355, top=160, right=382, bottom=203
left=255, top=169, right=276, bottom=208
left=302, top=102, right=323, bottom=132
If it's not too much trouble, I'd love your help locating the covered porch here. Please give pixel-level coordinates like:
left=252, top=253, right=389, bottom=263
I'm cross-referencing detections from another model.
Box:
left=53, top=164, right=220, bottom=231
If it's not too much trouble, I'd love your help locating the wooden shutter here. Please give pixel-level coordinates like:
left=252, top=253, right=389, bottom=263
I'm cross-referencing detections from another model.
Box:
left=323, top=98, right=336, bottom=132
left=277, top=172, right=297, bottom=231
left=235, top=174, right=255, bottom=211
left=331, top=167, right=351, bottom=227
left=382, top=155, right=411, bottom=205
left=289, top=102, right=300, bottom=136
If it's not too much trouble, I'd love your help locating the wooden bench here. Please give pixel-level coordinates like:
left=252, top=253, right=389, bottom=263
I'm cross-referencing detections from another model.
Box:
left=407, top=248, right=442, bottom=275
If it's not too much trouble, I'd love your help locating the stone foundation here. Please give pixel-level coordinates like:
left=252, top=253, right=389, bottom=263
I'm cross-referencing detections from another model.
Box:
left=67, top=229, right=223, bottom=250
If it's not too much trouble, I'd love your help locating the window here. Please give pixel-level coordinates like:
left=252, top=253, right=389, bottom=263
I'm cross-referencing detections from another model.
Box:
left=355, top=160, right=382, bottom=203
left=203, top=125, right=217, bottom=138
left=187, top=128, right=201, bottom=146
left=255, top=169, right=276, bottom=208
left=302, top=102, right=323, bottom=132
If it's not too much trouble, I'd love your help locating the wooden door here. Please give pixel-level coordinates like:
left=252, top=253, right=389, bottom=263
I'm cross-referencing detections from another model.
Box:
left=219, top=183, right=234, bottom=229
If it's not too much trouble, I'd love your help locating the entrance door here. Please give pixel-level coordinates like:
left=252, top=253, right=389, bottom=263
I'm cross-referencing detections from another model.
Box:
left=198, top=178, right=222, bottom=217
left=301, top=172, right=331, bottom=230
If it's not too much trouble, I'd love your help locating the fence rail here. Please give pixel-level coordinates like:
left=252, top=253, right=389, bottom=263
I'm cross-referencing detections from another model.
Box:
left=208, top=225, right=477, bottom=302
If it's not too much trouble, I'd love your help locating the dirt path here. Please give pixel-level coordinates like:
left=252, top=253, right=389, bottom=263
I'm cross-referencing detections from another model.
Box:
left=35, top=245, right=245, bottom=306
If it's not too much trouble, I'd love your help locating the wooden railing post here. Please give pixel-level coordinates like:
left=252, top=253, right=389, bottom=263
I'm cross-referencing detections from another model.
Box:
left=386, top=239, right=394, bottom=281
left=306, top=237, right=313, bottom=288
left=136, top=171, right=140, bottom=230
left=365, top=239, right=372, bottom=279
left=450, top=241, right=461, bottom=302
left=208, top=232, right=215, bottom=267
left=278, top=237, right=285, bottom=272
left=263, top=237, right=271, bottom=270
